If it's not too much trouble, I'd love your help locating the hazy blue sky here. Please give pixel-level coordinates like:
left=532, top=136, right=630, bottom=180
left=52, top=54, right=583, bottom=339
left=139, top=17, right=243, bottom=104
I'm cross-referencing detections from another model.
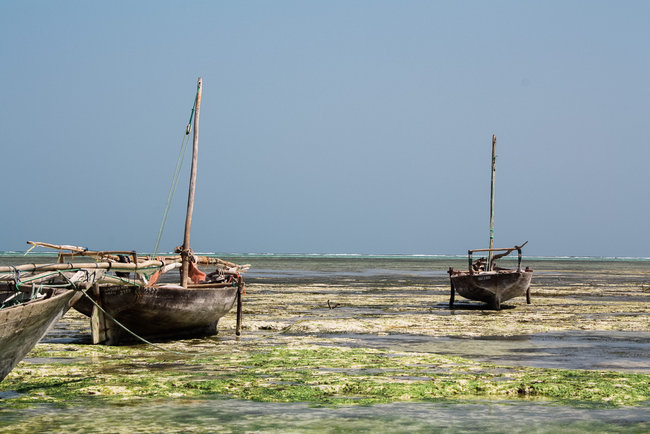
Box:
left=1, top=1, right=648, bottom=257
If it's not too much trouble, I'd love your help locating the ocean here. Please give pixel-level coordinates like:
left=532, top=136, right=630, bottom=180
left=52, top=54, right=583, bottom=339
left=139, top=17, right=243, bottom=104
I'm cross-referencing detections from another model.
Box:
left=1, top=252, right=649, bottom=432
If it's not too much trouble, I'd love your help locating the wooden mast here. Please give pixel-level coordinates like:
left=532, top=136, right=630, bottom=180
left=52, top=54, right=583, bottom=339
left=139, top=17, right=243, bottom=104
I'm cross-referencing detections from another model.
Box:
left=181, top=77, right=202, bottom=287
left=487, top=134, right=496, bottom=271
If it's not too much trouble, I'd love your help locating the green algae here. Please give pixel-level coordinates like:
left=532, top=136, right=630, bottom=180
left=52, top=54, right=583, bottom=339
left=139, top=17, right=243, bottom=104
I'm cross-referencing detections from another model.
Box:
left=2, top=344, right=649, bottom=409
left=2, top=259, right=650, bottom=414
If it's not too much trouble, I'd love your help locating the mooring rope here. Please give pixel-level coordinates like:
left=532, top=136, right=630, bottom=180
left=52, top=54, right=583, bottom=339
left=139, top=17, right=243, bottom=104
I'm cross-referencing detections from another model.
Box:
left=14, top=271, right=60, bottom=287
left=3, top=267, right=228, bottom=356
left=152, top=132, right=190, bottom=257
left=76, top=288, right=193, bottom=355
left=55, top=270, right=202, bottom=356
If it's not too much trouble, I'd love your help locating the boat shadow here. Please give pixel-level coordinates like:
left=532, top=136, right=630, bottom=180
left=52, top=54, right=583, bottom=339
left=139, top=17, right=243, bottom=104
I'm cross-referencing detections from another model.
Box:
left=433, top=302, right=517, bottom=311
left=43, top=329, right=223, bottom=346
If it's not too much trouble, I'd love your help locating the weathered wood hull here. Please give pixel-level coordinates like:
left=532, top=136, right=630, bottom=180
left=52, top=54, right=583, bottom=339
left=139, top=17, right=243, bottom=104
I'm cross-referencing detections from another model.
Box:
left=73, top=283, right=239, bottom=345
left=450, top=269, right=532, bottom=310
left=0, top=288, right=76, bottom=382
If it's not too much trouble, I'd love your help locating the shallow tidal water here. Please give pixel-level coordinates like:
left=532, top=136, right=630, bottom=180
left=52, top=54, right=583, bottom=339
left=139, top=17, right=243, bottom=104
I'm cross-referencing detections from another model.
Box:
left=1, top=254, right=649, bottom=432
left=3, top=399, right=650, bottom=433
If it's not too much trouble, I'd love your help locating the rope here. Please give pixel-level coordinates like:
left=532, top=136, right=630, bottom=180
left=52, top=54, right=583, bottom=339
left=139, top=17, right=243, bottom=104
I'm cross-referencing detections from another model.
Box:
left=152, top=84, right=200, bottom=256
left=3, top=260, right=219, bottom=356
left=49, top=269, right=189, bottom=355
left=77, top=288, right=192, bottom=355
left=152, top=133, right=190, bottom=256
left=11, top=266, right=20, bottom=286
left=56, top=270, right=76, bottom=289
left=71, top=270, right=244, bottom=358
left=14, top=271, right=60, bottom=285
left=107, top=274, right=147, bottom=287
left=50, top=270, right=201, bottom=356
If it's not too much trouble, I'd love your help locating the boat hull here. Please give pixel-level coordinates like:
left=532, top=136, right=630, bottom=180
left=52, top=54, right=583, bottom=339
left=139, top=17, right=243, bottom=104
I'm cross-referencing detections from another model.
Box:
left=73, top=283, right=239, bottom=344
left=450, top=269, right=532, bottom=310
left=0, top=288, right=76, bottom=382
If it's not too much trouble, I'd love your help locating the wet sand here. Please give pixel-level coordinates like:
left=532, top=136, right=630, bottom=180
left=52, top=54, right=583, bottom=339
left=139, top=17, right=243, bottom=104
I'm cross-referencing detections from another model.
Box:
left=42, top=257, right=650, bottom=372
left=225, top=257, right=650, bottom=372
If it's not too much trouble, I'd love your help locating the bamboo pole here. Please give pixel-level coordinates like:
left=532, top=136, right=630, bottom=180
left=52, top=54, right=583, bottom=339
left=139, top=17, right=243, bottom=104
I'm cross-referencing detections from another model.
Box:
left=470, top=241, right=528, bottom=254
left=28, top=241, right=142, bottom=264
left=487, top=135, right=496, bottom=271
left=0, top=260, right=165, bottom=274
left=27, top=241, right=88, bottom=253
left=27, top=241, right=249, bottom=272
left=181, top=77, right=202, bottom=287
left=163, top=255, right=247, bottom=269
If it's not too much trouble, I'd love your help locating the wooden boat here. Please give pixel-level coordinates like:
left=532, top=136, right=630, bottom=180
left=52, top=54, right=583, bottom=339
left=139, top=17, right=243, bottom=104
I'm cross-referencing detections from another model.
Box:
left=448, top=244, right=533, bottom=310
left=26, top=78, right=249, bottom=345
left=68, top=252, right=248, bottom=345
left=0, top=268, right=87, bottom=381
left=447, top=135, right=533, bottom=310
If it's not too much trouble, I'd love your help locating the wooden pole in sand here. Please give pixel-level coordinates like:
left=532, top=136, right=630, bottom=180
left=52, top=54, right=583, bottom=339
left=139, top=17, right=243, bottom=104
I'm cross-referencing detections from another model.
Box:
left=236, top=277, right=244, bottom=336
left=487, top=134, right=496, bottom=271
left=181, top=77, right=202, bottom=287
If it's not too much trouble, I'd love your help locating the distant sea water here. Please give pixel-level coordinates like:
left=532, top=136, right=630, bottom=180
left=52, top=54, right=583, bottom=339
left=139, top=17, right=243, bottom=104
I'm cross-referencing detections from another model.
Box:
left=3, top=250, right=648, bottom=287
left=2, top=250, right=649, bottom=272
left=4, top=251, right=647, bottom=307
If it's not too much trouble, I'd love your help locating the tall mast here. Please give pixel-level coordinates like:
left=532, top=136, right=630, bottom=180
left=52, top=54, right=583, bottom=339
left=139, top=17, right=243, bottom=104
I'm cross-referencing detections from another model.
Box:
left=487, top=134, right=496, bottom=270
left=181, top=77, right=202, bottom=287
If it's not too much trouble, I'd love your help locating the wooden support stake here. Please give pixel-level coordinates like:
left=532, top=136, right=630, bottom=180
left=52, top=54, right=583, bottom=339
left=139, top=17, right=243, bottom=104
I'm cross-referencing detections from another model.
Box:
left=449, top=280, right=455, bottom=308
left=235, top=278, right=244, bottom=336
left=90, top=284, right=107, bottom=344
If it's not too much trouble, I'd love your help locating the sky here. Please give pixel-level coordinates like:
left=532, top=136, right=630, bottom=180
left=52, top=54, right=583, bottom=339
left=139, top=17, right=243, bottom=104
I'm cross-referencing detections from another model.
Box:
left=1, top=1, right=649, bottom=257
